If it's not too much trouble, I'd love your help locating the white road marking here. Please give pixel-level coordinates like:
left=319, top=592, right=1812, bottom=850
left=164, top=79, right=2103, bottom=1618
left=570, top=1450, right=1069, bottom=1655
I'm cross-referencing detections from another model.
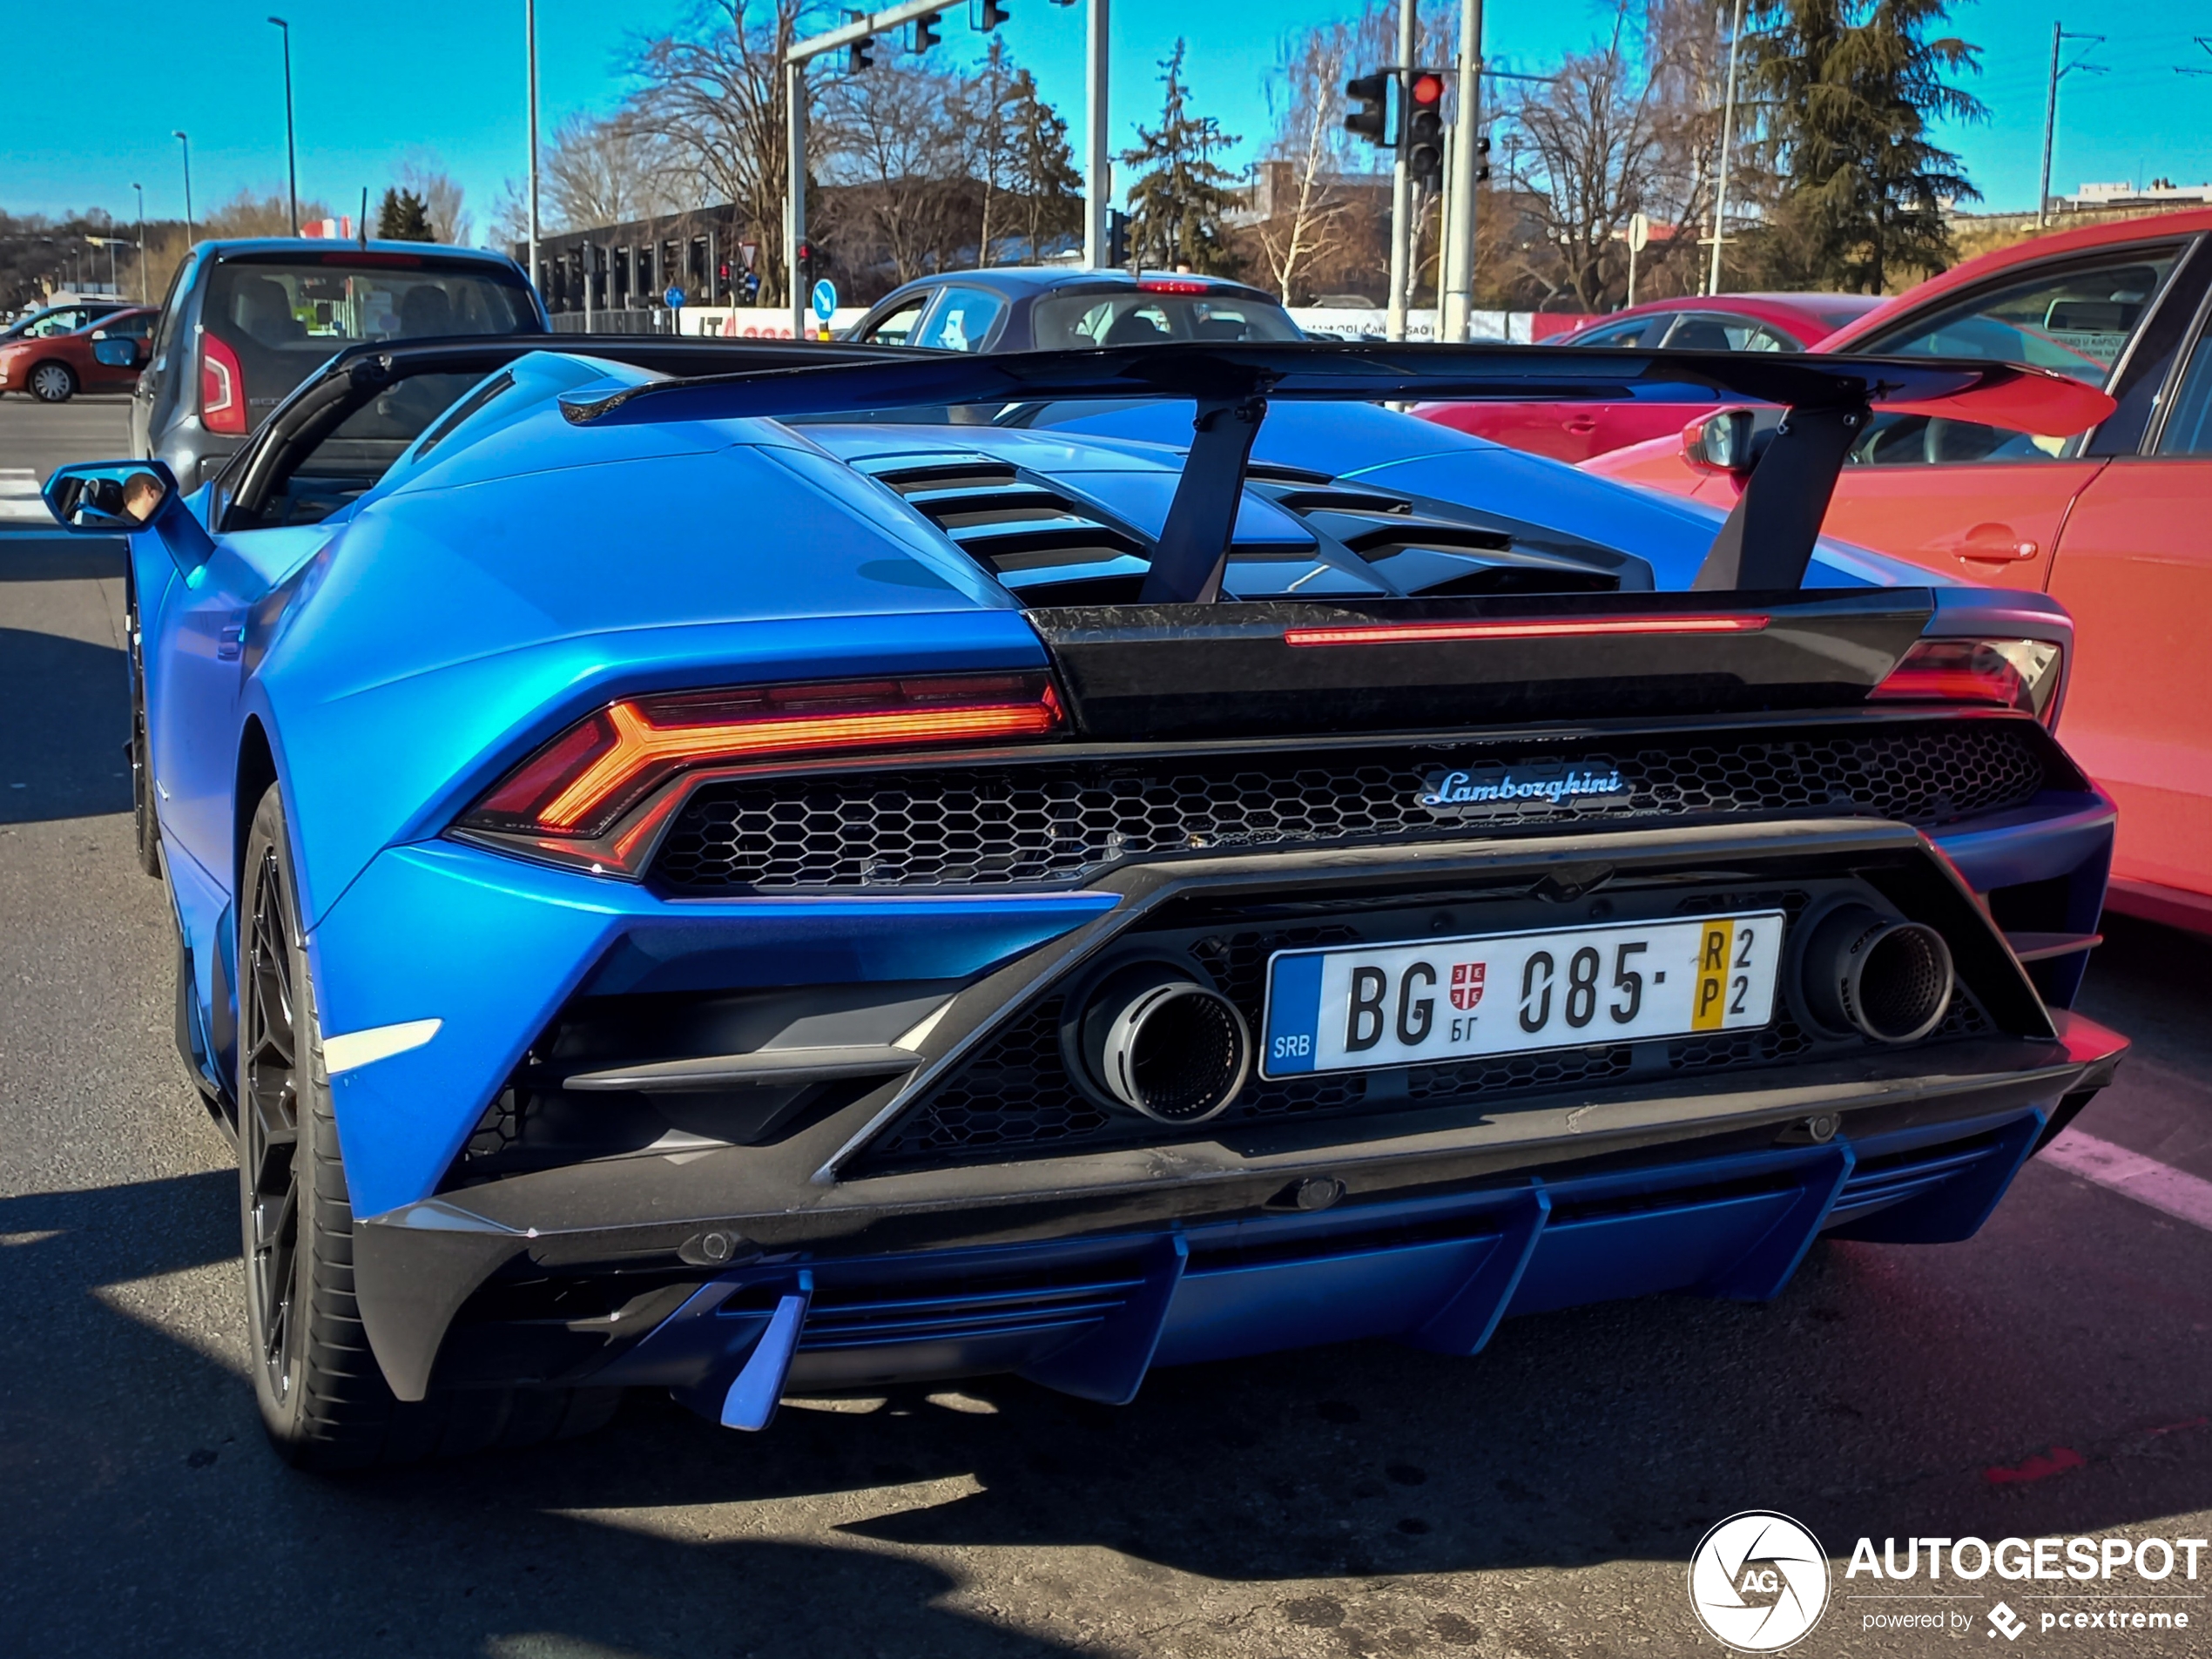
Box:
left=2040, top=1127, right=2212, bottom=1234
left=0, top=467, right=51, bottom=522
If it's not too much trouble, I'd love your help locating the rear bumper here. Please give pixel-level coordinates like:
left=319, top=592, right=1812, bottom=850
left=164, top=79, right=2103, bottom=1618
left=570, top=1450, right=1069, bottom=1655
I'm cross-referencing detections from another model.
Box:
left=355, top=1015, right=2126, bottom=1405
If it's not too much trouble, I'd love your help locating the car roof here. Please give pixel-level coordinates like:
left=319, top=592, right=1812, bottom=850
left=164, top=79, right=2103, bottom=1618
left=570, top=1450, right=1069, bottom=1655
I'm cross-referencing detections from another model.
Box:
left=192, top=237, right=523, bottom=266
left=1562, top=291, right=1884, bottom=339
left=1818, top=206, right=2212, bottom=353
left=871, top=267, right=1281, bottom=305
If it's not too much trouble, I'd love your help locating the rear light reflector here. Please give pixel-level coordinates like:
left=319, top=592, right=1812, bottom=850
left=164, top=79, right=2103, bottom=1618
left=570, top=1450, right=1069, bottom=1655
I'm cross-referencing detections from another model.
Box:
left=1869, top=637, right=2063, bottom=723
left=199, top=332, right=246, bottom=435
left=459, top=672, right=1066, bottom=862
left=1284, top=614, right=1769, bottom=647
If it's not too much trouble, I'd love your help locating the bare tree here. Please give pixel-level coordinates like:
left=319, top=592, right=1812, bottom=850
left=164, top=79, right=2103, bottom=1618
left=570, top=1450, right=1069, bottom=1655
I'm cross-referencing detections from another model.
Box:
left=540, top=111, right=681, bottom=232
left=1251, top=22, right=1356, bottom=302
left=1499, top=8, right=1669, bottom=310
left=819, top=57, right=972, bottom=285
left=627, top=0, right=818, bottom=305
left=395, top=152, right=474, bottom=246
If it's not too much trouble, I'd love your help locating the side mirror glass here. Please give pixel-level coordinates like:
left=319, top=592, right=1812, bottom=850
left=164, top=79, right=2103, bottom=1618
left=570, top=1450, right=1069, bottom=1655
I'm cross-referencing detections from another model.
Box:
left=1681, top=406, right=1777, bottom=476
left=91, top=336, right=144, bottom=368
left=42, top=460, right=179, bottom=532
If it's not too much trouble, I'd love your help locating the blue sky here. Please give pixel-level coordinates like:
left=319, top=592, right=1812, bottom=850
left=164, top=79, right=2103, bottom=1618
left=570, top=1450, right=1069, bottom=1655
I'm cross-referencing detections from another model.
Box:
left=6, top=1, right=2211, bottom=237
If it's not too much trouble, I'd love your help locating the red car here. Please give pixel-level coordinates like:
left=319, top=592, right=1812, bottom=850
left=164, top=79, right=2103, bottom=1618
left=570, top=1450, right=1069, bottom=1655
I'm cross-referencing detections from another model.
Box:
left=1410, top=293, right=1888, bottom=462
left=0, top=306, right=157, bottom=403
left=1587, top=209, right=2212, bottom=934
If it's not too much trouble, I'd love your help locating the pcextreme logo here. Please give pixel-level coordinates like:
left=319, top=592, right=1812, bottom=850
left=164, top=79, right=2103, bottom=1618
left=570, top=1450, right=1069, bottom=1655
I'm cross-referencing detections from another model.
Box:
left=1689, top=1511, right=1832, bottom=1651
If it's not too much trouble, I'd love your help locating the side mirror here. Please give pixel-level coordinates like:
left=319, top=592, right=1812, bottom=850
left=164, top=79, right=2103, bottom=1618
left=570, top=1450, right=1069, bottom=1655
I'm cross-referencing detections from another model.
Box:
left=43, top=460, right=179, bottom=531
left=91, top=336, right=145, bottom=368
left=1681, top=406, right=1777, bottom=476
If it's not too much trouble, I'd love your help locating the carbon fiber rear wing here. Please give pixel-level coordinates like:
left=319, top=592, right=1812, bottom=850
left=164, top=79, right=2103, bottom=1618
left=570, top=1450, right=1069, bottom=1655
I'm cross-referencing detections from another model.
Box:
left=556, top=341, right=2114, bottom=600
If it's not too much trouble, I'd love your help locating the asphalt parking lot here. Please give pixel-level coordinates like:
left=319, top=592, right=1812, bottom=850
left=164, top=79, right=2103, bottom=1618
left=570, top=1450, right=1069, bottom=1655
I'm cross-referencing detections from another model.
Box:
left=3, top=394, right=2209, bottom=1659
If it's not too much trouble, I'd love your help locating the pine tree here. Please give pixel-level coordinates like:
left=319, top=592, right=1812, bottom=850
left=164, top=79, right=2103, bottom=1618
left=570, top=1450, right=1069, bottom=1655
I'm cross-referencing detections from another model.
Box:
left=1118, top=40, right=1242, bottom=275
left=1744, top=0, right=1985, bottom=293
left=1009, top=68, right=1082, bottom=261
left=376, top=187, right=435, bottom=243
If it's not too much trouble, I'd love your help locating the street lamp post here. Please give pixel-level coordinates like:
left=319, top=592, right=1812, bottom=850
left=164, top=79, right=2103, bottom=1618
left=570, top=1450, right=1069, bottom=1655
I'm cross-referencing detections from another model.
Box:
left=526, top=0, right=541, bottom=296
left=269, top=17, right=299, bottom=234
left=132, top=184, right=146, bottom=301
left=173, top=132, right=195, bottom=245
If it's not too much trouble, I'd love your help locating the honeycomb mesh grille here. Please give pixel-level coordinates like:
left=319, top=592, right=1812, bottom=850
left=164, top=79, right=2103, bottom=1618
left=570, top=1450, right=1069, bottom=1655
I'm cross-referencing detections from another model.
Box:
left=653, top=723, right=2048, bottom=894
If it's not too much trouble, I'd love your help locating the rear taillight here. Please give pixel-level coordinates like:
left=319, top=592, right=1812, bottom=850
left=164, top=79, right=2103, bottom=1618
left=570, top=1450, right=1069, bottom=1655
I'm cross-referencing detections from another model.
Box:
left=1870, top=637, right=2063, bottom=723
left=199, top=332, right=246, bottom=435
left=455, top=671, right=1066, bottom=876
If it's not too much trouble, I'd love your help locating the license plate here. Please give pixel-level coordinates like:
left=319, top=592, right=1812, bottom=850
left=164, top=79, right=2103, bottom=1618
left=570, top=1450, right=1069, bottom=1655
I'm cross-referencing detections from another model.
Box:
left=1260, top=912, right=1784, bottom=1077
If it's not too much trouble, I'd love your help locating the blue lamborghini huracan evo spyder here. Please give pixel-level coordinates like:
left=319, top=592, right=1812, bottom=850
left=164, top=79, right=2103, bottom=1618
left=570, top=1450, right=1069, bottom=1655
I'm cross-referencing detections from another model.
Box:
left=45, top=336, right=2126, bottom=1467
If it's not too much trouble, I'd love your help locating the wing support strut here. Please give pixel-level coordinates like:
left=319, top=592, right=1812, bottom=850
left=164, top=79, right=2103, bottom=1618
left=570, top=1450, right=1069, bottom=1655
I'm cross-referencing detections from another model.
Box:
left=1691, top=400, right=1869, bottom=591
left=1140, top=394, right=1269, bottom=604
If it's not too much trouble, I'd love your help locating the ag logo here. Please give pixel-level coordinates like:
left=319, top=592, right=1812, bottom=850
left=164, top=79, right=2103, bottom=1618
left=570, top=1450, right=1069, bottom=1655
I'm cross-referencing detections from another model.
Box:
left=1688, top=1511, right=1831, bottom=1651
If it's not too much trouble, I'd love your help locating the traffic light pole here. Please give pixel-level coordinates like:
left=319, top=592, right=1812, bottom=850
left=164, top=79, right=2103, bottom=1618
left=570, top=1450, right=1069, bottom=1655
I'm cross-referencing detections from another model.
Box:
left=1440, top=0, right=1483, bottom=341
left=1385, top=0, right=1416, bottom=342
left=786, top=57, right=808, bottom=338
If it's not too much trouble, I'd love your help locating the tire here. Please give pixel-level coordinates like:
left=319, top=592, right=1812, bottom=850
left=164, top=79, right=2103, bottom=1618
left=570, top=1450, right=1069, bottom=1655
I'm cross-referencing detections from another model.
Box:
left=125, top=587, right=160, bottom=878
left=28, top=361, right=75, bottom=403
left=237, top=784, right=622, bottom=1470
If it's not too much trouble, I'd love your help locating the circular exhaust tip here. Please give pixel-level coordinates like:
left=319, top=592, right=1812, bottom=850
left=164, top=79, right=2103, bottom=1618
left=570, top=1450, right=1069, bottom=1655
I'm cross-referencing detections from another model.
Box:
left=1799, top=905, right=1954, bottom=1044
left=1080, top=963, right=1251, bottom=1123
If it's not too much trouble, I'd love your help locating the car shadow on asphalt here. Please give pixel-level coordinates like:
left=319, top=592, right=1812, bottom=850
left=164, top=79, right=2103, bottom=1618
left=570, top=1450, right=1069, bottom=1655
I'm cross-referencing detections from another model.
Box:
left=0, top=624, right=129, bottom=823
left=8, top=1156, right=2211, bottom=1658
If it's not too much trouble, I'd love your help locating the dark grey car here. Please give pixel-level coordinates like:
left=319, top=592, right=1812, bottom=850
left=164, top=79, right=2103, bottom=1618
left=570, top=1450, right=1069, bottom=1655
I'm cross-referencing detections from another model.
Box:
left=128, top=239, right=548, bottom=490
left=842, top=268, right=1303, bottom=353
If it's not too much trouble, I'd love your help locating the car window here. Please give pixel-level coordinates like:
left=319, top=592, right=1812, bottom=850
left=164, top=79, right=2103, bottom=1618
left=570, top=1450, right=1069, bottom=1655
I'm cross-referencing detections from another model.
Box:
left=1661, top=313, right=1793, bottom=352
left=228, top=369, right=491, bottom=529
left=95, top=313, right=155, bottom=341
left=913, top=287, right=1005, bottom=352
left=150, top=255, right=194, bottom=367
left=22, top=308, right=89, bottom=339
left=2155, top=321, right=2212, bottom=456
left=1561, top=314, right=1666, bottom=347
left=860, top=294, right=931, bottom=346
left=1854, top=247, right=2182, bottom=387
left=204, top=255, right=534, bottom=428
left=1030, top=290, right=1302, bottom=347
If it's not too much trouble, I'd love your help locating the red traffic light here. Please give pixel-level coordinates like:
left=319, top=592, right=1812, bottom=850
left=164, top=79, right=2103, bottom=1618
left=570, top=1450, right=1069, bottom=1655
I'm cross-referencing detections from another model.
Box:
left=1410, top=71, right=1446, bottom=106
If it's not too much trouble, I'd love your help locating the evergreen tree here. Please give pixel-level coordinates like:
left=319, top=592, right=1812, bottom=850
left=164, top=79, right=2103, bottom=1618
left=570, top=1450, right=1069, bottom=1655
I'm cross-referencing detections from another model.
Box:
left=1009, top=68, right=1083, bottom=260
left=376, top=187, right=435, bottom=243
left=1743, top=0, right=1985, bottom=293
left=1119, top=40, right=1241, bottom=275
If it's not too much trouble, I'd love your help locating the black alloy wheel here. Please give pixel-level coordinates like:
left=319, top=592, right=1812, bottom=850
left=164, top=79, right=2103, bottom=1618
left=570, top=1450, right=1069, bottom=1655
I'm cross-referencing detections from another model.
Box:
left=234, top=784, right=623, bottom=1467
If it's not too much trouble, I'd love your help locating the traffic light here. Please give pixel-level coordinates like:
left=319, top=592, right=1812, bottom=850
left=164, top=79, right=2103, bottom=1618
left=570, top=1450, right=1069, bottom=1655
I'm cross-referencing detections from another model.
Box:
left=1404, top=70, right=1447, bottom=190
left=1106, top=208, right=1130, bottom=269
left=1344, top=71, right=1390, bottom=146
left=1474, top=133, right=1493, bottom=184
left=796, top=240, right=819, bottom=288
left=847, top=33, right=873, bottom=71
left=973, top=0, right=1009, bottom=26
left=912, top=10, right=941, bottom=50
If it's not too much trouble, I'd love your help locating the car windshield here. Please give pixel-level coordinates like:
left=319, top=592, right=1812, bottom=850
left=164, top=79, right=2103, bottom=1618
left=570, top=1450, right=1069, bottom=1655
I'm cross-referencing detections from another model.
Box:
left=204, top=255, right=535, bottom=428
left=1031, top=291, right=1303, bottom=348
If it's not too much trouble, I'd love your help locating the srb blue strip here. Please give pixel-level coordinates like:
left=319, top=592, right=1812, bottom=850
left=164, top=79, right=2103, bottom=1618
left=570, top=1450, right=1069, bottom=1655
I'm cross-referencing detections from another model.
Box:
left=1263, top=952, right=1325, bottom=1075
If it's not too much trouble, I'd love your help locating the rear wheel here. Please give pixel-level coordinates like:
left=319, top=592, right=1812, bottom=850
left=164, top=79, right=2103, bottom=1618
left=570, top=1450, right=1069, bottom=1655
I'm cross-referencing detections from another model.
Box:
left=238, top=785, right=621, bottom=1469
left=28, top=361, right=75, bottom=402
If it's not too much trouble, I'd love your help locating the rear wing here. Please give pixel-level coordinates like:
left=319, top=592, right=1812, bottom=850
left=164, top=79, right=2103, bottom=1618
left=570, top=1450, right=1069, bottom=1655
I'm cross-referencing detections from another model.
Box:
left=556, top=341, right=2114, bottom=601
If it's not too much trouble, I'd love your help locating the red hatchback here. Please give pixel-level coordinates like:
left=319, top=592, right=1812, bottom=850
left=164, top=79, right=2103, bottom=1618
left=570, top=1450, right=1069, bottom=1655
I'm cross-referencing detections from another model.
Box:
left=0, top=306, right=157, bottom=402
left=1587, top=210, right=2212, bottom=933
left=1411, top=293, right=1887, bottom=462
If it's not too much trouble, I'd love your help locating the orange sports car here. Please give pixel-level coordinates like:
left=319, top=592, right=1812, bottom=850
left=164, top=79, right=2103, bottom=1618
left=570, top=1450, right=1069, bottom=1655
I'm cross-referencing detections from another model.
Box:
left=1587, top=210, right=2212, bottom=934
